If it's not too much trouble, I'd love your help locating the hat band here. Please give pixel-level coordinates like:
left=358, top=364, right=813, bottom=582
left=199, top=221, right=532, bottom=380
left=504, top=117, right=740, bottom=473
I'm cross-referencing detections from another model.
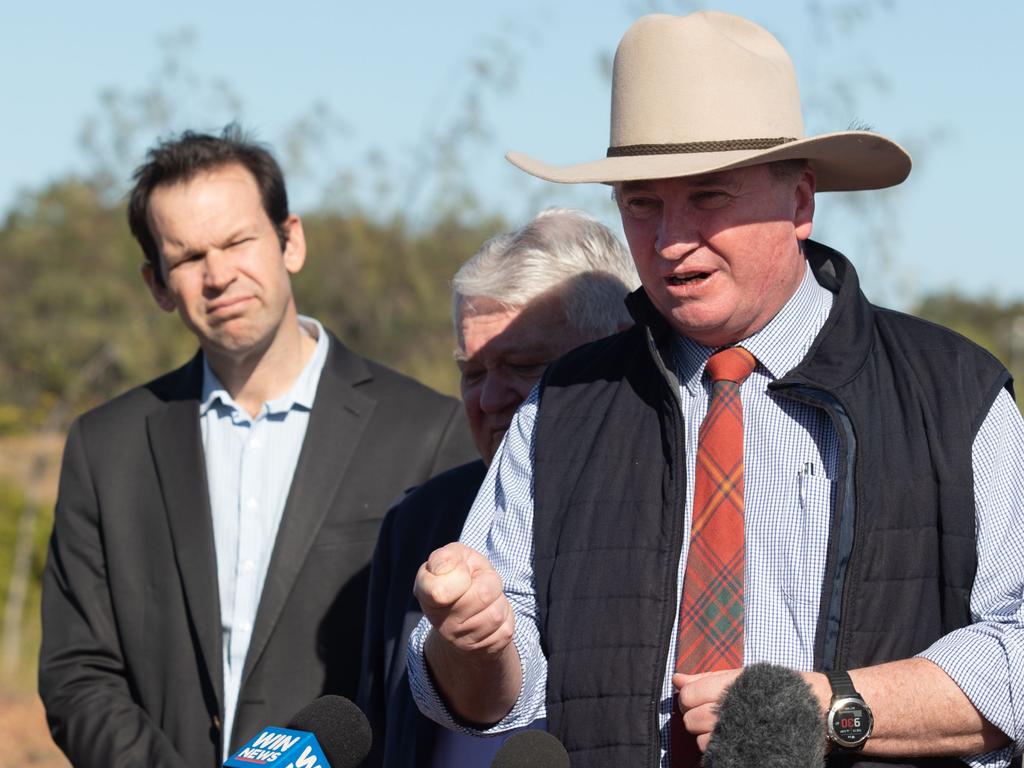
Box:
left=606, top=137, right=797, bottom=157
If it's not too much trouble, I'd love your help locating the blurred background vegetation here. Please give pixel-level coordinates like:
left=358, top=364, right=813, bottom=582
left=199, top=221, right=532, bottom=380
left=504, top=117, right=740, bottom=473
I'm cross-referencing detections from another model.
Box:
left=1, top=8, right=1022, bottom=762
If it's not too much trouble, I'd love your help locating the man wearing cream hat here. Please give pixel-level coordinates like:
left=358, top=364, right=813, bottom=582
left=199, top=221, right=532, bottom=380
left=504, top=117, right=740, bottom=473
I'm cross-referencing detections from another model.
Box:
left=409, top=11, right=1024, bottom=768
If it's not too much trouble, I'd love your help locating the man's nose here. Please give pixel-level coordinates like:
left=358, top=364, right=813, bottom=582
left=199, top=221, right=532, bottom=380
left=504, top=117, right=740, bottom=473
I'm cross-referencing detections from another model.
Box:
left=655, top=208, right=700, bottom=261
left=478, top=373, right=518, bottom=415
left=203, top=249, right=236, bottom=291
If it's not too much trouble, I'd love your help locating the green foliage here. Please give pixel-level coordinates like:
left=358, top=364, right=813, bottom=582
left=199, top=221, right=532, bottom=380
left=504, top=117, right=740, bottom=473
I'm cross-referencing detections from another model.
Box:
left=0, top=479, right=51, bottom=681
left=0, top=179, right=196, bottom=430
left=296, top=210, right=506, bottom=394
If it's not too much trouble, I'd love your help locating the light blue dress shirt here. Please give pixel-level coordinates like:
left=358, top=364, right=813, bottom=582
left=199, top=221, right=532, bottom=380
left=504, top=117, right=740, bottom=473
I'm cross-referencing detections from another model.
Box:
left=409, top=265, right=1024, bottom=767
left=200, top=316, right=328, bottom=759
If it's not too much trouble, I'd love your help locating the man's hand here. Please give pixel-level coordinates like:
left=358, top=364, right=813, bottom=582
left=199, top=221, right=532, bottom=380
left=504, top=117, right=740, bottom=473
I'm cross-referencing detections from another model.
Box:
left=673, top=669, right=743, bottom=752
left=414, top=542, right=521, bottom=725
left=414, top=542, right=515, bottom=656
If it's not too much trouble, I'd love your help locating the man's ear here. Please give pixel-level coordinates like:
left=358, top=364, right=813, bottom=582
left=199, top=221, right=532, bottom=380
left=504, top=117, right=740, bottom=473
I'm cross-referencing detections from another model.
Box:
left=794, top=166, right=816, bottom=241
left=141, top=263, right=176, bottom=312
left=281, top=214, right=307, bottom=274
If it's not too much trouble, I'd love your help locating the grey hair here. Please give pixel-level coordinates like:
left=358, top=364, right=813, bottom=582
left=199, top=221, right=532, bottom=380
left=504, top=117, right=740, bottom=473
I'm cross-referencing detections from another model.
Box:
left=453, top=208, right=639, bottom=348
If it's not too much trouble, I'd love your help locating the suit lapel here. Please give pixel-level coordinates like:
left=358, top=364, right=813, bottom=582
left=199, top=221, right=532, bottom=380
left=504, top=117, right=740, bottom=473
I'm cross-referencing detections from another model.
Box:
left=241, top=335, right=376, bottom=686
left=146, top=354, right=224, bottom=708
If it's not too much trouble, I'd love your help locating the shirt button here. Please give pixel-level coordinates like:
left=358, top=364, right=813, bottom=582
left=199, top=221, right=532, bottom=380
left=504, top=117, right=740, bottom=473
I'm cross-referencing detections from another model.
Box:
left=246, top=498, right=258, bottom=509
left=242, top=560, right=255, bottom=573
left=250, top=438, right=262, bottom=449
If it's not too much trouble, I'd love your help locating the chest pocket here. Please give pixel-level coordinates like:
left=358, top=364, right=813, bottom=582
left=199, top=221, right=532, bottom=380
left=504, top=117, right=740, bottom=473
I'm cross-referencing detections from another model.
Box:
left=780, top=468, right=834, bottom=607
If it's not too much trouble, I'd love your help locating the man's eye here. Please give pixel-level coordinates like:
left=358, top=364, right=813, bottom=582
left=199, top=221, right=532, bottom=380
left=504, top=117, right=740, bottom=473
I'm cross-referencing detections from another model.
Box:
left=620, top=196, right=660, bottom=218
left=228, top=237, right=254, bottom=249
left=692, top=191, right=732, bottom=209
left=167, top=253, right=201, bottom=270
left=460, top=369, right=484, bottom=385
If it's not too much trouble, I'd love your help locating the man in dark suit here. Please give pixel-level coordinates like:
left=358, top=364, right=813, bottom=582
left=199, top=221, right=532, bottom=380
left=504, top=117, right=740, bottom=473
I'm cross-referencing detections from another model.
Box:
left=359, top=208, right=637, bottom=767
left=38, top=126, right=475, bottom=768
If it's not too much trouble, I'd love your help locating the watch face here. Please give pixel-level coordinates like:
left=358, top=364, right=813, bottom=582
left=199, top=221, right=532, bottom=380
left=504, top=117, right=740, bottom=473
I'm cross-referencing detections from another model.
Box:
left=829, top=698, right=873, bottom=747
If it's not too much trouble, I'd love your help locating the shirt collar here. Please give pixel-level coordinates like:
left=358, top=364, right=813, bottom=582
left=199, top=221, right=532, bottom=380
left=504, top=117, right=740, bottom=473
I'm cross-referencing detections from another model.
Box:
left=674, top=260, right=834, bottom=395
left=199, top=315, right=329, bottom=418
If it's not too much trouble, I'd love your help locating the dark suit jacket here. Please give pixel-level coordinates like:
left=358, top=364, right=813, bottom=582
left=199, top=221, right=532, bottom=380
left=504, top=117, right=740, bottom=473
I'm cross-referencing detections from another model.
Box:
left=38, top=333, right=476, bottom=768
left=359, top=460, right=487, bottom=767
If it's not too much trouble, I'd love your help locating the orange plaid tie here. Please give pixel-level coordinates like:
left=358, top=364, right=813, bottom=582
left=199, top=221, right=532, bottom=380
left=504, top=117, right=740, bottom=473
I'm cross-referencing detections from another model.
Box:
left=671, top=346, right=756, bottom=767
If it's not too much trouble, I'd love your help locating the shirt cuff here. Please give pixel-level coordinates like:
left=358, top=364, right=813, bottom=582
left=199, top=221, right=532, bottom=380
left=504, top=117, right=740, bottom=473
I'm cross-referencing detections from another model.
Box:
left=406, top=615, right=548, bottom=735
left=917, top=623, right=1024, bottom=760
left=959, top=747, right=1016, bottom=768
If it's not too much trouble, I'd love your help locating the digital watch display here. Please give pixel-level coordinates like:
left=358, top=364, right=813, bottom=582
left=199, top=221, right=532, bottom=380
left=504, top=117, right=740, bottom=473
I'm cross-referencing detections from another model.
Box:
left=826, top=671, right=874, bottom=750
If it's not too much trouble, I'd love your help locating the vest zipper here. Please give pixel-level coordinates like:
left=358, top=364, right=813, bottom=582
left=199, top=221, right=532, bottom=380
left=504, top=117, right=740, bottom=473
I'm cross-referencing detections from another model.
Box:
left=647, top=328, right=687, bottom=767
left=774, top=385, right=858, bottom=673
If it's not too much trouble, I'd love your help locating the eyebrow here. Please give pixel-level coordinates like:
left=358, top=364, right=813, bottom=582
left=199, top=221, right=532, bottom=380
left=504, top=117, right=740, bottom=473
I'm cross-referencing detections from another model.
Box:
left=686, top=172, right=742, bottom=190
left=218, top=227, right=253, bottom=246
left=160, top=224, right=254, bottom=258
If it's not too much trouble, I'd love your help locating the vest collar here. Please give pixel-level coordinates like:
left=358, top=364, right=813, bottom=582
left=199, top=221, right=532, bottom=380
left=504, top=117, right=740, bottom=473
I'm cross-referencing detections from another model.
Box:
left=776, top=240, right=875, bottom=391
left=624, top=239, right=875, bottom=391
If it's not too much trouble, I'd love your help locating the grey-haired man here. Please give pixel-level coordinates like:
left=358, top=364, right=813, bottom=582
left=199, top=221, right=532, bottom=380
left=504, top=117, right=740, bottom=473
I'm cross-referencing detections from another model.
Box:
left=359, top=208, right=637, bottom=767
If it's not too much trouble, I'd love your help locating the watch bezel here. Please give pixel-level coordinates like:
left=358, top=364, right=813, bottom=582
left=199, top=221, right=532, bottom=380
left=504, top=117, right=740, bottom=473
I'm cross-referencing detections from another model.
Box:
left=827, top=694, right=874, bottom=749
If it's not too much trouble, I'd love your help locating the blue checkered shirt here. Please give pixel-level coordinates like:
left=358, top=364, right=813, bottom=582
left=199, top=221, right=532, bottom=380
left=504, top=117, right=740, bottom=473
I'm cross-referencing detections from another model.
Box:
left=408, top=265, right=1024, bottom=767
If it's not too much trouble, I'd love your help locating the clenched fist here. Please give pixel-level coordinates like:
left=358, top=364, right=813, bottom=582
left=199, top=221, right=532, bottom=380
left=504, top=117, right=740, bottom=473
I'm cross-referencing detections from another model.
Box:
left=414, top=542, right=515, bottom=657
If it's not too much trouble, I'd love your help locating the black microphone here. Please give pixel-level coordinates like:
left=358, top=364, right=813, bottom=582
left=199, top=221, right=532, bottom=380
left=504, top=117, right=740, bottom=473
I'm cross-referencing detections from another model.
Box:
left=287, top=695, right=373, bottom=768
left=702, top=663, right=825, bottom=768
left=225, top=695, right=371, bottom=768
left=490, top=729, right=570, bottom=768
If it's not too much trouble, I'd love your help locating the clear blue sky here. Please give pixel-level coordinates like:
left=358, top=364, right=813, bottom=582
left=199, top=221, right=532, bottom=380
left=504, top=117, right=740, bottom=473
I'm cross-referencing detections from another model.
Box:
left=5, top=0, right=1023, bottom=307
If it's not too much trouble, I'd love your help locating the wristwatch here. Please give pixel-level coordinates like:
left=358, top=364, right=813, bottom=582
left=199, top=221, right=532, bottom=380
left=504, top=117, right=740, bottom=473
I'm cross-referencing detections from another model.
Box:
left=826, top=671, right=874, bottom=751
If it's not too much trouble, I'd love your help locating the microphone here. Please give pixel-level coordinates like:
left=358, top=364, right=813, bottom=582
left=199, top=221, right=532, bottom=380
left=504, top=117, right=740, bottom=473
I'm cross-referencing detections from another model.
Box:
left=224, top=695, right=372, bottom=768
left=490, top=729, right=570, bottom=768
left=701, top=663, right=825, bottom=768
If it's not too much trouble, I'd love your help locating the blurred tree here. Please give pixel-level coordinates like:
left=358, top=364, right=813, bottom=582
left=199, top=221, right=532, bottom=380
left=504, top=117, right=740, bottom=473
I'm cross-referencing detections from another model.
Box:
left=0, top=179, right=195, bottom=429
left=0, top=479, right=50, bottom=684
left=295, top=209, right=507, bottom=394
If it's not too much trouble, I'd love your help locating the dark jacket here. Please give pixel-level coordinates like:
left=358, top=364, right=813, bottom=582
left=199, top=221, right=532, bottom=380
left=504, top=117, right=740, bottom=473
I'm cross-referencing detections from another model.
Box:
left=39, top=332, right=476, bottom=768
left=532, top=242, right=1012, bottom=767
left=359, top=460, right=487, bottom=767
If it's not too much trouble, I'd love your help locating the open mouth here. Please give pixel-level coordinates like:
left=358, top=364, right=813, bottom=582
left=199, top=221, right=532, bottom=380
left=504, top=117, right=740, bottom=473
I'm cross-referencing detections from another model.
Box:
left=667, top=272, right=711, bottom=285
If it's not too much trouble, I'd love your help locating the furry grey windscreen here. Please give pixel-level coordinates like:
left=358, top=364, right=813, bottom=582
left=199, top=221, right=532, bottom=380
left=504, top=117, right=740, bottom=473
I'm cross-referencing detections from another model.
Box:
left=286, top=695, right=372, bottom=768
left=490, top=729, right=571, bottom=768
left=702, top=663, right=826, bottom=768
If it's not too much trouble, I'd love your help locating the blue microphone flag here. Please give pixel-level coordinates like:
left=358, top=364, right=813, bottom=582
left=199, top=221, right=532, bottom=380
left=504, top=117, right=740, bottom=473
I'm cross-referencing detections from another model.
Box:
left=225, top=726, right=329, bottom=768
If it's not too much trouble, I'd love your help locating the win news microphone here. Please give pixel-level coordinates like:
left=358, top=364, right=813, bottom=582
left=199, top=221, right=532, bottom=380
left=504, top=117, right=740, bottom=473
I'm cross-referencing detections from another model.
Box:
left=490, top=729, right=570, bottom=768
left=701, top=663, right=825, bottom=768
left=224, top=695, right=372, bottom=768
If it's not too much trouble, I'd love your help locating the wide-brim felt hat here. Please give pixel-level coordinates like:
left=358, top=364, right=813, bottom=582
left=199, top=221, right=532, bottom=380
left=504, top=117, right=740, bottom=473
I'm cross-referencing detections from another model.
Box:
left=507, top=12, right=911, bottom=192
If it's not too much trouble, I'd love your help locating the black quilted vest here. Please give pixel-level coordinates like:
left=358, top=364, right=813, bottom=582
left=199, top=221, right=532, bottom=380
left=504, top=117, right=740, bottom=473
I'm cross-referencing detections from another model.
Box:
left=533, top=242, right=1013, bottom=768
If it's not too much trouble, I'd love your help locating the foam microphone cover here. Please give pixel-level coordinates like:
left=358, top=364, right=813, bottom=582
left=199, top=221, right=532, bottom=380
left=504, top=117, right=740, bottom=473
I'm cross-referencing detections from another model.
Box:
left=702, top=663, right=825, bottom=768
left=490, top=729, right=570, bottom=768
left=287, top=695, right=372, bottom=768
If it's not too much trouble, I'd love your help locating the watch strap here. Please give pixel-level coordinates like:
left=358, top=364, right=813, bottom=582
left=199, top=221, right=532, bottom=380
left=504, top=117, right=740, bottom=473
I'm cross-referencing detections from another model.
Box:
left=827, top=670, right=859, bottom=699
